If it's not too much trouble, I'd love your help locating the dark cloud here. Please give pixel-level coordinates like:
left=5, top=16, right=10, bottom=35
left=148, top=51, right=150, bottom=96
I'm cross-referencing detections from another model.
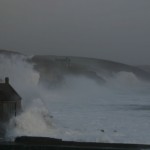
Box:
left=0, top=0, right=150, bottom=65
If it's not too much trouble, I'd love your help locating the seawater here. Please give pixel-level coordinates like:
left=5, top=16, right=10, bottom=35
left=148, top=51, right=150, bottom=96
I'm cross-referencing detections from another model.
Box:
left=0, top=55, right=150, bottom=144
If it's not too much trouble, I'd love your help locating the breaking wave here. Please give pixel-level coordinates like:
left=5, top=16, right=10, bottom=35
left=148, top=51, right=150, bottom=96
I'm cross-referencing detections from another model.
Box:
left=0, top=54, right=150, bottom=143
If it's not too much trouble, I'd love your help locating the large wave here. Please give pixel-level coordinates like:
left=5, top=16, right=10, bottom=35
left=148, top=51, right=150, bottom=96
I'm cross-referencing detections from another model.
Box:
left=0, top=53, right=150, bottom=144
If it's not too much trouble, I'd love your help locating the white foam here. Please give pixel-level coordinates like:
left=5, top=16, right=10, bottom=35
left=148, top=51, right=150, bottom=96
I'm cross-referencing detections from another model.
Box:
left=0, top=55, right=150, bottom=144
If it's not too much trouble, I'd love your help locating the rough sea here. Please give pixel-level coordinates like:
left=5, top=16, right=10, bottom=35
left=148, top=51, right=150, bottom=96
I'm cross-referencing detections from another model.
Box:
left=0, top=53, right=150, bottom=144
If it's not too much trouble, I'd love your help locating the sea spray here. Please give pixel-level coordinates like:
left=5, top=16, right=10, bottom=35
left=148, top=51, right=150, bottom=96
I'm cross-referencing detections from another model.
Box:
left=1, top=54, right=150, bottom=143
left=6, top=98, right=55, bottom=138
left=0, top=56, right=56, bottom=138
left=0, top=55, right=40, bottom=106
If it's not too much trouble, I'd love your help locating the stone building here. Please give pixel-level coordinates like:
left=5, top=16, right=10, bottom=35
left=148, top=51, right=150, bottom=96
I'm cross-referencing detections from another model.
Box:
left=0, top=77, right=21, bottom=122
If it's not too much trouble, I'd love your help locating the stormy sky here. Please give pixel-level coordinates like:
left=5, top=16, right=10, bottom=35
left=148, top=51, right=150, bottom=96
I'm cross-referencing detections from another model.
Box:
left=0, top=0, right=150, bottom=65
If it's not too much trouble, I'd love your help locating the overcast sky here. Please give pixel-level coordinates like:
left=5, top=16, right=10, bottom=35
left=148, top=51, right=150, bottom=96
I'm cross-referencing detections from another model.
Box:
left=0, top=0, right=150, bottom=65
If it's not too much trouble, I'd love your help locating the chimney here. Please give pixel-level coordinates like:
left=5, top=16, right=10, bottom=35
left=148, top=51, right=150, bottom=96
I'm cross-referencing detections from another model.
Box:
left=5, top=77, right=9, bottom=84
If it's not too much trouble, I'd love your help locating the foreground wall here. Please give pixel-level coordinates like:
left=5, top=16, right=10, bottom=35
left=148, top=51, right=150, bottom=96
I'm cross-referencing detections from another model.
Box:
left=1, top=136, right=150, bottom=150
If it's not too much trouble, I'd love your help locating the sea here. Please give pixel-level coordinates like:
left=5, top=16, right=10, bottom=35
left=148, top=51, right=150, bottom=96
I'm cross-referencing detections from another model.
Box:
left=0, top=53, right=150, bottom=144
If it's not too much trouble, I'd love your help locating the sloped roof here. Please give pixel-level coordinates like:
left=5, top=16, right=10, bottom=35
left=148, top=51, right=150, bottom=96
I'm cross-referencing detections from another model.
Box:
left=0, top=83, right=21, bottom=102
